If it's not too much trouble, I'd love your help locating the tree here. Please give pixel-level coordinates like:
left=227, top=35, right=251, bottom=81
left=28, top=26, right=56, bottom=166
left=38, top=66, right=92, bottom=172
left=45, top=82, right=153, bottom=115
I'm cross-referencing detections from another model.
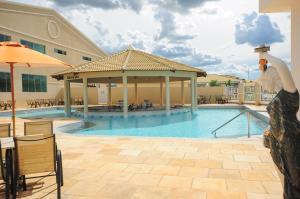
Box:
left=209, top=80, right=219, bottom=87
left=225, top=80, right=231, bottom=86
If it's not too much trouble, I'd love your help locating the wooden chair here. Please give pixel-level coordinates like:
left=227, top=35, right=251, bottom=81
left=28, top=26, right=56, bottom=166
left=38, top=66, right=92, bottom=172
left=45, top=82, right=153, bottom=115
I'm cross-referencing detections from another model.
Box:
left=24, top=120, right=53, bottom=136
left=13, top=134, right=63, bottom=199
left=0, top=142, right=10, bottom=199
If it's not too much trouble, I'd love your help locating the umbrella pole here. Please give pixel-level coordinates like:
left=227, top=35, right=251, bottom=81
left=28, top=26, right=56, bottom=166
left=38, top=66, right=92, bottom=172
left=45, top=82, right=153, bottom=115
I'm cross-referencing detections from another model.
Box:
left=9, top=63, right=16, bottom=137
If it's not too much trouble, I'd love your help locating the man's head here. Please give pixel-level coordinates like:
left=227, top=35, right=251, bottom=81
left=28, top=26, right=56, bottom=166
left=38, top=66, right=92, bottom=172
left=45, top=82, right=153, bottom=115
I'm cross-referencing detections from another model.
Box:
left=259, top=59, right=268, bottom=72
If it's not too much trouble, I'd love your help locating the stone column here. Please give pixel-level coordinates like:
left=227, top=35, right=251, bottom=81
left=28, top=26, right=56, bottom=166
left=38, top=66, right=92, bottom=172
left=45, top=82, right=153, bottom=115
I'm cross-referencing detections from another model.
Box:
left=194, top=78, right=198, bottom=108
left=238, top=82, right=245, bottom=104
left=181, top=80, right=185, bottom=105
left=190, top=77, right=195, bottom=109
left=83, top=77, right=88, bottom=119
left=123, top=75, right=128, bottom=116
left=64, top=79, right=71, bottom=116
left=255, top=82, right=261, bottom=105
left=165, top=76, right=170, bottom=112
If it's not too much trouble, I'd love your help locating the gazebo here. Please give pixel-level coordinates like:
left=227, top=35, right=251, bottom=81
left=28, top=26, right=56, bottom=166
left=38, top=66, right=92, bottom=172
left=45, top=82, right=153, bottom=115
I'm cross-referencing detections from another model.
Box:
left=52, top=46, right=206, bottom=117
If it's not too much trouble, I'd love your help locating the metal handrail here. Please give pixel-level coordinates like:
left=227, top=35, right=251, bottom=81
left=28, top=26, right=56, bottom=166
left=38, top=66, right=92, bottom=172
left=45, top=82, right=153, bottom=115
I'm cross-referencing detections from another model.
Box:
left=211, top=110, right=251, bottom=138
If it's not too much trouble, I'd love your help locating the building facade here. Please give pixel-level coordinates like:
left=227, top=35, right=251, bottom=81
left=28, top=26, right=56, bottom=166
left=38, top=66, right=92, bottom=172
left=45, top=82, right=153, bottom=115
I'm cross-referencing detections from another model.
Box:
left=0, top=1, right=106, bottom=108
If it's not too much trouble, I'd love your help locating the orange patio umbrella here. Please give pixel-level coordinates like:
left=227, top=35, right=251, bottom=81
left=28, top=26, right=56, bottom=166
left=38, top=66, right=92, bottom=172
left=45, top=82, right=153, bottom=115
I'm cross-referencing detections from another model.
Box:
left=0, top=42, right=71, bottom=136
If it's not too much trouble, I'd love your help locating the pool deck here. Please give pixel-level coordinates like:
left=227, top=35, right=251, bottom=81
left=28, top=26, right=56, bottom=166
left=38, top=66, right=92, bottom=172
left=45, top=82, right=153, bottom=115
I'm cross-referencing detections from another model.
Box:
left=0, top=105, right=284, bottom=199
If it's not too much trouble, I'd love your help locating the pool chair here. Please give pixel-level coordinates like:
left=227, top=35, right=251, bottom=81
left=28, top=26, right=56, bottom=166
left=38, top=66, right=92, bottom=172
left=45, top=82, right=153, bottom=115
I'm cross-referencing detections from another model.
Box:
left=0, top=101, right=4, bottom=110
left=13, top=134, right=63, bottom=199
left=0, top=142, right=11, bottom=199
left=143, top=100, right=153, bottom=109
left=24, top=120, right=53, bottom=136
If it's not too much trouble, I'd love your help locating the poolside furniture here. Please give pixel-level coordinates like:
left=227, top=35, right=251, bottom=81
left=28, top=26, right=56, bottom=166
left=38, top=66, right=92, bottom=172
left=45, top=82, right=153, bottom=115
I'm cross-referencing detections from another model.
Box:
left=78, top=98, right=83, bottom=105
left=143, top=100, right=153, bottom=109
left=0, top=123, right=11, bottom=138
left=0, top=101, right=5, bottom=110
left=6, top=101, right=12, bottom=110
left=117, top=100, right=124, bottom=110
left=0, top=123, right=11, bottom=165
left=13, top=134, right=63, bottom=199
left=24, top=120, right=53, bottom=136
left=0, top=141, right=10, bottom=199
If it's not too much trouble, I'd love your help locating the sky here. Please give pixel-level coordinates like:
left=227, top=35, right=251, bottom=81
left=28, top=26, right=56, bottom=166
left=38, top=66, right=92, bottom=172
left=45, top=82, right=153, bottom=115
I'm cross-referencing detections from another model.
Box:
left=12, top=0, right=291, bottom=80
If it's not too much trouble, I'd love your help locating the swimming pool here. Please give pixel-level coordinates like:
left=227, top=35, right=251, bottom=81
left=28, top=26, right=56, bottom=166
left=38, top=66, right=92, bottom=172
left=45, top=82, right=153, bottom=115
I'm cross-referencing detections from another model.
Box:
left=0, top=107, right=268, bottom=138
left=59, top=108, right=268, bottom=138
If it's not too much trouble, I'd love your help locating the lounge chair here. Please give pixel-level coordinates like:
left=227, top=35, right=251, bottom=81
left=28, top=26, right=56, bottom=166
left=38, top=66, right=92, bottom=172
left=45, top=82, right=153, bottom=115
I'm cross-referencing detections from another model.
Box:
left=13, top=134, right=63, bottom=199
left=24, top=120, right=53, bottom=136
left=0, top=142, right=10, bottom=199
left=143, top=100, right=153, bottom=109
left=117, top=100, right=124, bottom=110
left=0, top=101, right=5, bottom=110
left=6, top=101, right=12, bottom=110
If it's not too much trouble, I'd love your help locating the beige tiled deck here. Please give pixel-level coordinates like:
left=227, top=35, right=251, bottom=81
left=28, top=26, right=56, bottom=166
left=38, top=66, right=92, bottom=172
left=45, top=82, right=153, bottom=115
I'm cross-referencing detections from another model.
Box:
left=0, top=117, right=283, bottom=199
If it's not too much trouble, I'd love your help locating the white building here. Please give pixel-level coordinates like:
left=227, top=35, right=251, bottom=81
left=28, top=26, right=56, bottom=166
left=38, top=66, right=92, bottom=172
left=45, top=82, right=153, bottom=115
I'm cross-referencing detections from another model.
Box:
left=0, top=1, right=106, bottom=108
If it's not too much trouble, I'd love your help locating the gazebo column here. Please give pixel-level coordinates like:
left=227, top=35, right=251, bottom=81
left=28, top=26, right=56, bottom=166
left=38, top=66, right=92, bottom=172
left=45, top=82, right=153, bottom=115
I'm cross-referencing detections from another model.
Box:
left=160, top=80, right=163, bottom=107
left=194, top=78, right=198, bottom=108
left=123, top=75, right=128, bottom=116
left=165, top=76, right=170, bottom=112
left=181, top=80, right=185, bottom=105
left=64, top=79, right=71, bottom=116
left=190, top=77, right=195, bottom=110
left=108, top=82, right=112, bottom=106
left=83, top=77, right=88, bottom=119
left=134, top=82, right=138, bottom=104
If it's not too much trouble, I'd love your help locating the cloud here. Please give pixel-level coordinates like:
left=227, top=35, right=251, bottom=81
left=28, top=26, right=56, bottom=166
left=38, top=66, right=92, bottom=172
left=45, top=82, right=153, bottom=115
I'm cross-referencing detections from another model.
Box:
left=52, top=0, right=144, bottom=13
left=154, top=9, right=196, bottom=43
left=235, top=12, right=284, bottom=47
left=153, top=44, right=222, bottom=67
left=151, top=0, right=220, bottom=14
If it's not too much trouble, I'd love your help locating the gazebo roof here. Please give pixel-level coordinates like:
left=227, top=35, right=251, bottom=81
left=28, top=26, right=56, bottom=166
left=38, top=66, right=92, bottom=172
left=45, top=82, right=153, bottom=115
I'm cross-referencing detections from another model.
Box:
left=52, top=47, right=206, bottom=79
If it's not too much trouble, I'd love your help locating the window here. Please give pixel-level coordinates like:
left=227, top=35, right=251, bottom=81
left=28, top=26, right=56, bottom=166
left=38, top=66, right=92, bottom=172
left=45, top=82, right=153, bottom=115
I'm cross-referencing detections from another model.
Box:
left=54, top=48, right=67, bottom=55
left=20, top=39, right=46, bottom=54
left=0, top=72, right=11, bottom=92
left=0, top=33, right=11, bottom=42
left=82, top=56, right=92, bottom=61
left=22, top=74, right=47, bottom=92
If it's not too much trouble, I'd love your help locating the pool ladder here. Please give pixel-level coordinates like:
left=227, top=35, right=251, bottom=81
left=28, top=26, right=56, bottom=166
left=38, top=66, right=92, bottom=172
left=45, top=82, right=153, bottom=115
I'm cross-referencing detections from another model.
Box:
left=211, top=109, right=266, bottom=138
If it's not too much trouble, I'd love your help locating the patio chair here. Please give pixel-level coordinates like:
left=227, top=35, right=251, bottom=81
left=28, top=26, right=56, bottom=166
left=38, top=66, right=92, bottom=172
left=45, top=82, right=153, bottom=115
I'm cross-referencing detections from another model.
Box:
left=13, top=134, right=63, bottom=199
left=0, top=101, right=5, bottom=110
left=6, top=101, right=12, bottom=110
left=0, top=123, right=10, bottom=138
left=24, top=120, right=53, bottom=136
left=117, top=100, right=124, bottom=110
left=0, top=142, right=10, bottom=199
left=0, top=123, right=11, bottom=168
left=78, top=98, right=83, bottom=105
left=143, top=100, right=153, bottom=109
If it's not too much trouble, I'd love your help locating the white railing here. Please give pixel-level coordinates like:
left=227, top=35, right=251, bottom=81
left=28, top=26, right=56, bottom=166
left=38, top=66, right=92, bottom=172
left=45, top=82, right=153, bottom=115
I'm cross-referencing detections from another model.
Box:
left=244, top=85, right=256, bottom=101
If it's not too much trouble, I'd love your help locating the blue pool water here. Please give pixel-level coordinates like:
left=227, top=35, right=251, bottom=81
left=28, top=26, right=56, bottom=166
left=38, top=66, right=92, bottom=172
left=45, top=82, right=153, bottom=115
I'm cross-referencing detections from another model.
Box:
left=0, top=108, right=268, bottom=138
left=60, top=108, right=268, bottom=138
